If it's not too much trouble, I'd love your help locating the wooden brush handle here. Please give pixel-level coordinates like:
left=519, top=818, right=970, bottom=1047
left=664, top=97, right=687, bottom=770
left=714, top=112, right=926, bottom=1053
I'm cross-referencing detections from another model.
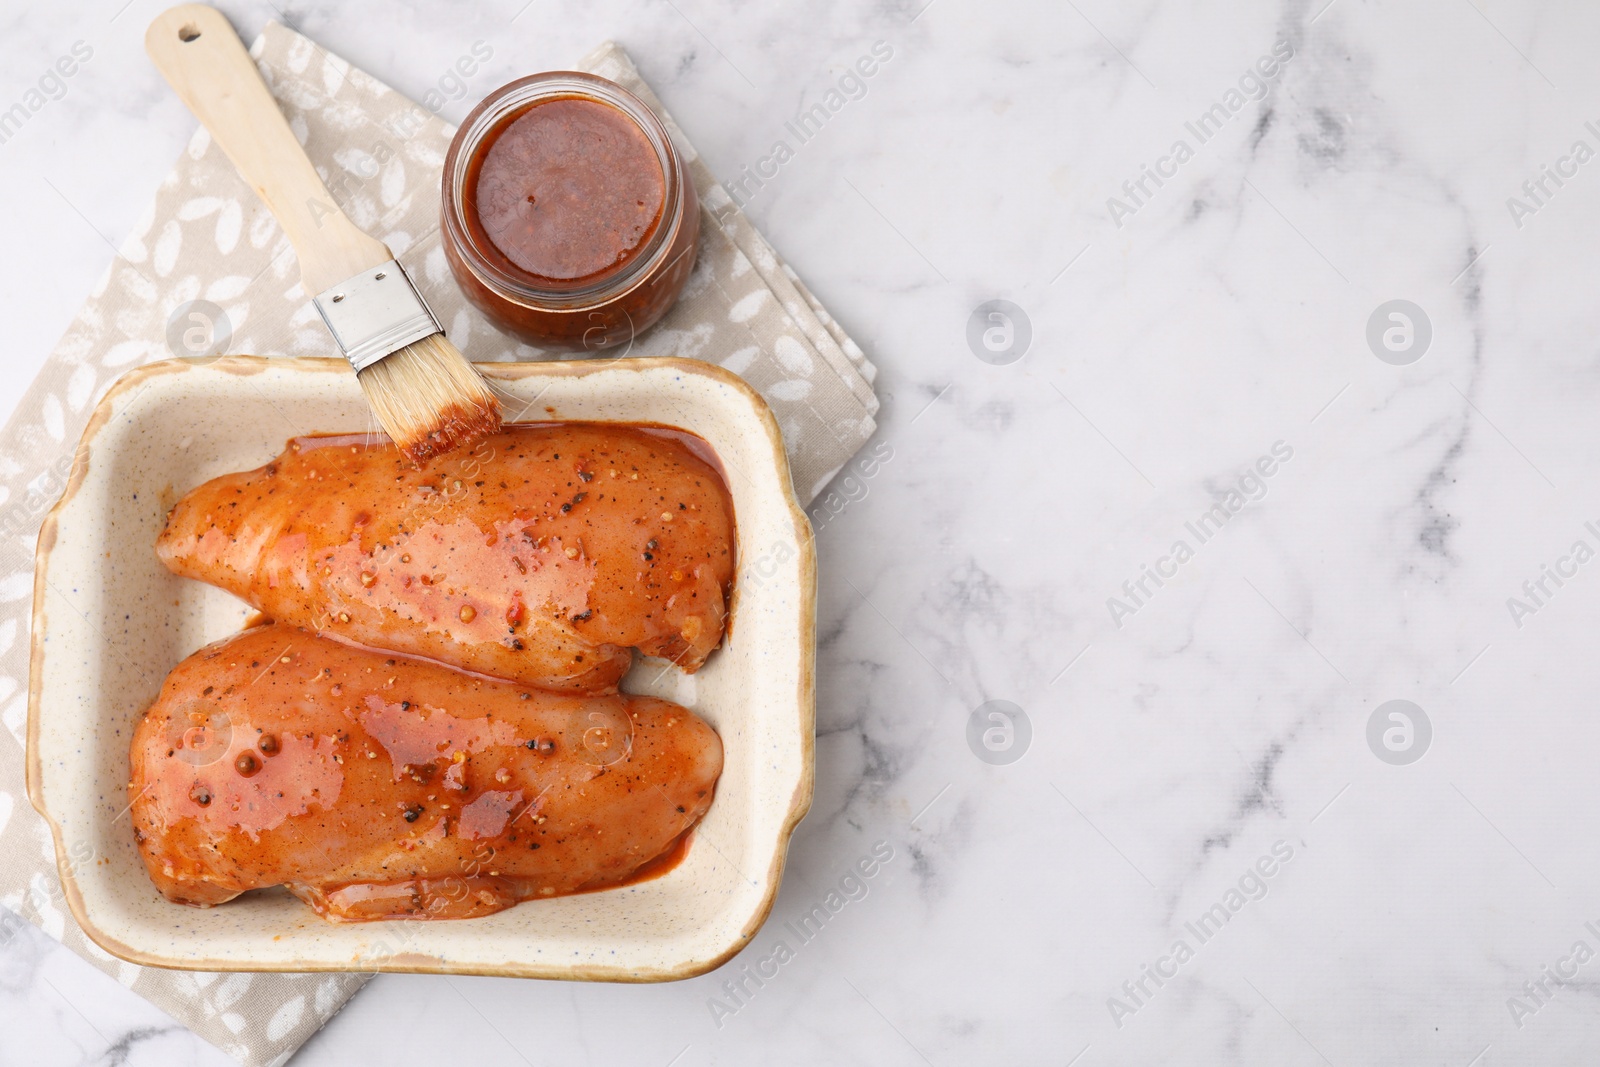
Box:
left=145, top=4, right=392, bottom=293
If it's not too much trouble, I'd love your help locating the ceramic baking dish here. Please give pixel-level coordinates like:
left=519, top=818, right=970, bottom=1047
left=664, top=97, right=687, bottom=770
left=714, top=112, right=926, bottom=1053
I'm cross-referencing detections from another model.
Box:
left=26, top=355, right=814, bottom=980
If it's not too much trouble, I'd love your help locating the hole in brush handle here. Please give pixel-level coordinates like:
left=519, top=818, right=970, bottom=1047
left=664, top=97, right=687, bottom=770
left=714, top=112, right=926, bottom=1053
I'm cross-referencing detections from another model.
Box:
left=178, top=25, right=201, bottom=42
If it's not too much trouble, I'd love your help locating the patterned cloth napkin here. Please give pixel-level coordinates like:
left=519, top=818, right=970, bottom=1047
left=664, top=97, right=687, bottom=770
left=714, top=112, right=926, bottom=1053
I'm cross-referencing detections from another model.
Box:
left=0, top=24, right=876, bottom=1067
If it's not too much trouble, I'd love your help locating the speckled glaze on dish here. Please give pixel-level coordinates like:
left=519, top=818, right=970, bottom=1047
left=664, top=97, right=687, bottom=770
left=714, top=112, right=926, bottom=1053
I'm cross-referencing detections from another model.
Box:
left=26, top=356, right=815, bottom=981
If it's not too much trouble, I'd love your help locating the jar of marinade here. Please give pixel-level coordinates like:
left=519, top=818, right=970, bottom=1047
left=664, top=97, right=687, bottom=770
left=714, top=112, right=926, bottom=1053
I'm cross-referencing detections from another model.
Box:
left=441, top=72, right=700, bottom=353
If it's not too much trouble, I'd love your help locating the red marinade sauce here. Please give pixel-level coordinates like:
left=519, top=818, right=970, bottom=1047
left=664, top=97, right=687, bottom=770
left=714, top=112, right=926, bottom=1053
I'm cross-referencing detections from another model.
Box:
left=468, top=96, right=666, bottom=284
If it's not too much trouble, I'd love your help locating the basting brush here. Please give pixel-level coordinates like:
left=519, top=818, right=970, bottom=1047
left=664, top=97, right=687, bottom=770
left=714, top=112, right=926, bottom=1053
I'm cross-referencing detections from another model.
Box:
left=145, top=4, right=500, bottom=463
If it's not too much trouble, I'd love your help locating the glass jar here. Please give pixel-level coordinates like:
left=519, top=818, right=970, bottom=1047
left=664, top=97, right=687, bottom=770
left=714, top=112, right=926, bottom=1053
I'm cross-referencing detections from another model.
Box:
left=441, top=72, right=700, bottom=353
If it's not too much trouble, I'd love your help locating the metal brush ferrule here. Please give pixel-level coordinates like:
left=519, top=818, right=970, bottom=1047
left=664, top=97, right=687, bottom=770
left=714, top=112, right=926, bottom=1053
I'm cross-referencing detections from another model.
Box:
left=312, top=259, right=442, bottom=374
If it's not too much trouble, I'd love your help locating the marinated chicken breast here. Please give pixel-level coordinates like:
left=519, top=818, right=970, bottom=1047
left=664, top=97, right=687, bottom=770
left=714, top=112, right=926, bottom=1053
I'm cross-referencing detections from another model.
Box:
left=130, top=624, right=723, bottom=921
left=156, top=423, right=735, bottom=693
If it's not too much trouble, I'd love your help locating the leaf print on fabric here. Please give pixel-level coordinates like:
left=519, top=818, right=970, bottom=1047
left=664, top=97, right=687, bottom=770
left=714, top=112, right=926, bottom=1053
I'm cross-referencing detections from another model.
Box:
left=152, top=220, right=182, bottom=277
left=267, top=995, right=306, bottom=1041
left=176, top=196, right=225, bottom=221
left=774, top=335, right=814, bottom=376
left=0, top=571, right=31, bottom=604
left=2, top=692, right=25, bottom=748
left=215, top=200, right=243, bottom=254
left=100, top=339, right=158, bottom=367
left=768, top=379, right=813, bottom=402
left=40, top=395, right=64, bottom=442
left=65, top=364, right=97, bottom=412
left=205, top=275, right=252, bottom=302
left=729, top=289, right=769, bottom=322
left=381, top=157, right=406, bottom=207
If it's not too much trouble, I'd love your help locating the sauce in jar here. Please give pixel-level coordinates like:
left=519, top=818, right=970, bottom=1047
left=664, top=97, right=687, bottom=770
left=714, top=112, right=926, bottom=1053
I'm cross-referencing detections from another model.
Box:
left=470, top=97, right=665, bottom=282
left=442, top=74, right=700, bottom=353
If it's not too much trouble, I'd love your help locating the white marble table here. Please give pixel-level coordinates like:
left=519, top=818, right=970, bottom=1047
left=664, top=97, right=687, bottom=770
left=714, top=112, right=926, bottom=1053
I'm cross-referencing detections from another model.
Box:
left=8, top=0, right=1600, bottom=1063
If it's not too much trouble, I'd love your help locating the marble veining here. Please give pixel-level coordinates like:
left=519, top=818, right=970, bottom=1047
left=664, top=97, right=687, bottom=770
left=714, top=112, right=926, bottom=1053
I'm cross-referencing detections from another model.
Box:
left=8, top=0, right=1600, bottom=1063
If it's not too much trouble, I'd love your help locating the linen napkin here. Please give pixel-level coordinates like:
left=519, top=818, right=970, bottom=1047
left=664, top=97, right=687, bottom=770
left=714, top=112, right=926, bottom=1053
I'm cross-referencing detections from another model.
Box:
left=0, top=23, right=877, bottom=1067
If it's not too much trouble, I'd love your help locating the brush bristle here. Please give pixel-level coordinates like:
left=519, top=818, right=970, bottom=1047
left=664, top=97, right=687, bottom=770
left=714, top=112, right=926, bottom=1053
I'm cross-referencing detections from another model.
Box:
left=357, top=334, right=502, bottom=465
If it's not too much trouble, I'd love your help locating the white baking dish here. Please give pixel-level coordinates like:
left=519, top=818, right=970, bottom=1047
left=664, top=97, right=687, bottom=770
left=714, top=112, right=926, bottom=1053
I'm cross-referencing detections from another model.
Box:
left=27, top=355, right=814, bottom=981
